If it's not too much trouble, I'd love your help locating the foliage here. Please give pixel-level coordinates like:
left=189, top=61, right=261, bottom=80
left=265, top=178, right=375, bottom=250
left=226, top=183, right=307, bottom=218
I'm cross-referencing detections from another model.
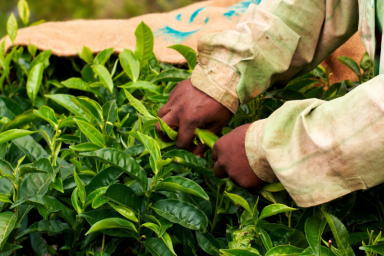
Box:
left=0, top=2, right=383, bottom=256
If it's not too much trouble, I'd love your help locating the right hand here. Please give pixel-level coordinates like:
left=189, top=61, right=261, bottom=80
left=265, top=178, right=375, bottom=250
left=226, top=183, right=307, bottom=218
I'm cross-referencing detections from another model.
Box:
left=155, top=79, right=233, bottom=154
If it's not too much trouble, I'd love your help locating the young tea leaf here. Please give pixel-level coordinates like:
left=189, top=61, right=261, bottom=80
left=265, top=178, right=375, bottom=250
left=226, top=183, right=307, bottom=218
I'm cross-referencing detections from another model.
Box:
left=93, top=65, right=114, bottom=94
left=135, top=21, right=154, bottom=69
left=80, top=46, right=94, bottom=64
left=27, top=63, right=44, bottom=106
left=225, top=192, right=253, bottom=216
left=0, top=129, right=36, bottom=144
left=7, top=13, right=18, bottom=44
left=74, top=170, right=86, bottom=205
left=74, top=119, right=105, bottom=148
left=85, top=217, right=137, bottom=235
left=119, top=49, right=140, bottom=82
left=94, top=48, right=114, bottom=66
left=33, top=106, right=59, bottom=130
left=123, top=89, right=154, bottom=119
left=168, top=44, right=197, bottom=70
left=18, top=0, right=30, bottom=26
left=108, top=202, right=138, bottom=222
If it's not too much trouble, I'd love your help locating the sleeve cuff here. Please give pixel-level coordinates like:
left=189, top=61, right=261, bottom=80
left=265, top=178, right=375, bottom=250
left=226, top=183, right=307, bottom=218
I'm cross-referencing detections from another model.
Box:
left=245, top=120, right=279, bottom=183
left=191, top=54, right=240, bottom=114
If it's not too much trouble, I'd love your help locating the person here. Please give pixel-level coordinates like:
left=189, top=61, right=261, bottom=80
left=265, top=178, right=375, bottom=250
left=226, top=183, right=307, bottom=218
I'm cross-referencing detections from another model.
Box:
left=156, top=0, right=384, bottom=208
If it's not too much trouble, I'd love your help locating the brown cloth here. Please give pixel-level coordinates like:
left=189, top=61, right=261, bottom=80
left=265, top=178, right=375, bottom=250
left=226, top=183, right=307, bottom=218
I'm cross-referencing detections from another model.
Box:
left=2, top=0, right=249, bottom=64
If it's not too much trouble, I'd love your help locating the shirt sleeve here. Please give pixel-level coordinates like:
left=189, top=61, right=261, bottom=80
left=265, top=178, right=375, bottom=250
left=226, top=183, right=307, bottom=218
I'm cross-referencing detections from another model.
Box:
left=191, top=0, right=359, bottom=114
left=246, top=75, right=384, bottom=207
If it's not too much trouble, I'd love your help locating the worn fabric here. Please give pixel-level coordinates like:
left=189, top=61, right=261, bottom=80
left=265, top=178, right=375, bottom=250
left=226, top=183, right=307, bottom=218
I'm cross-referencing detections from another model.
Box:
left=191, top=0, right=384, bottom=207
left=1, top=0, right=255, bottom=64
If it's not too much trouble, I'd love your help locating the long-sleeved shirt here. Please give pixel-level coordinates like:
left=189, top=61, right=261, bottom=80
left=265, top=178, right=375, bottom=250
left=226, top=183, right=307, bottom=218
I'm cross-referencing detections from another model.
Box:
left=191, top=0, right=384, bottom=207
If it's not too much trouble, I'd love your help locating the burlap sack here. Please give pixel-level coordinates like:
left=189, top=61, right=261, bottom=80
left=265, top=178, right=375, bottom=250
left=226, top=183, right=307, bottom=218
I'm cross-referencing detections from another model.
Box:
left=2, top=0, right=256, bottom=64
left=1, top=0, right=366, bottom=83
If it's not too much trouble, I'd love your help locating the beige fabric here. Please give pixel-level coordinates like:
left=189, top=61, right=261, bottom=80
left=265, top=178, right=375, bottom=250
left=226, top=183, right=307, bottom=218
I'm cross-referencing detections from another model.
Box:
left=1, top=0, right=249, bottom=64
left=191, top=0, right=384, bottom=207
left=246, top=75, right=384, bottom=207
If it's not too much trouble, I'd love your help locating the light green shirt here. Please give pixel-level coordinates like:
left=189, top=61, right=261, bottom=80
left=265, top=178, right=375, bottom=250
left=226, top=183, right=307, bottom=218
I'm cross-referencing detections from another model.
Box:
left=191, top=0, right=384, bottom=207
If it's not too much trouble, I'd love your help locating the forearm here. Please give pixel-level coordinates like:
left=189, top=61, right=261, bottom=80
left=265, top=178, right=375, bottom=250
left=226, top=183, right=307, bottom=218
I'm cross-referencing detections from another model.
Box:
left=246, top=75, right=384, bottom=207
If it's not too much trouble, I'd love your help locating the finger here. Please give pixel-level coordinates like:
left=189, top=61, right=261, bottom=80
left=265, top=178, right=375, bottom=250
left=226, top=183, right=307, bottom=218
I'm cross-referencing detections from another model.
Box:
left=213, top=161, right=227, bottom=178
left=157, top=104, right=171, bottom=118
left=155, top=113, right=179, bottom=142
left=192, top=141, right=209, bottom=156
left=211, top=143, right=218, bottom=162
left=175, top=123, right=196, bottom=150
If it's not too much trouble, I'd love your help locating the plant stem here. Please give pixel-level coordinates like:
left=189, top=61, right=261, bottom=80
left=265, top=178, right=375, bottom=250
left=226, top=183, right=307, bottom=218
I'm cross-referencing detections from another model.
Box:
left=101, top=233, right=106, bottom=252
left=211, top=183, right=225, bottom=233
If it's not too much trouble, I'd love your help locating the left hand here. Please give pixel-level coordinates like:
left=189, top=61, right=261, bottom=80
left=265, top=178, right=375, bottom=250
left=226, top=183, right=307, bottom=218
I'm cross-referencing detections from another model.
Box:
left=212, top=124, right=266, bottom=192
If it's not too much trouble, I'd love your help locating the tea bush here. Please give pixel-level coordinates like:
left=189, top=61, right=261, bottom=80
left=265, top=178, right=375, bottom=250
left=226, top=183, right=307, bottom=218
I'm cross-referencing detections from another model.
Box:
left=0, top=2, right=383, bottom=256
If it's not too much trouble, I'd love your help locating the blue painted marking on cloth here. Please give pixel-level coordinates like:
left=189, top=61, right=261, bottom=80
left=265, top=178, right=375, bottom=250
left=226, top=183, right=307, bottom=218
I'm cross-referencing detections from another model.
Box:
left=190, top=7, right=205, bottom=23
left=223, top=10, right=240, bottom=19
left=204, top=17, right=209, bottom=24
left=176, top=14, right=182, bottom=21
left=154, top=26, right=200, bottom=43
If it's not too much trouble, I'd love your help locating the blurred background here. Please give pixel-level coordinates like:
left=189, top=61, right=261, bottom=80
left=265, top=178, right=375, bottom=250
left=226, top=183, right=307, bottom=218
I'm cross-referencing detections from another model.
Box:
left=0, top=0, right=202, bottom=38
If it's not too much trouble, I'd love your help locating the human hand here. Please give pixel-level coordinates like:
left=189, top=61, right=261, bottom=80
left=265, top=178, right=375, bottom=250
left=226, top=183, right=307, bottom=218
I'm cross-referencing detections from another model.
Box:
left=156, top=79, right=232, bottom=154
left=212, top=124, right=266, bottom=192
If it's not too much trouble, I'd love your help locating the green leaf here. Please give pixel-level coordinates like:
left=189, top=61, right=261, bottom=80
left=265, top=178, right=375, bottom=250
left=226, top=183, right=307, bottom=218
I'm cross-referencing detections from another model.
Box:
left=338, top=56, right=361, bottom=79
left=81, top=149, right=147, bottom=189
left=85, top=217, right=137, bottom=235
left=18, top=0, right=30, bottom=26
left=33, top=106, right=58, bottom=130
left=162, top=150, right=212, bottom=176
left=195, top=128, right=219, bottom=149
left=119, top=49, right=140, bottom=82
left=103, top=184, right=141, bottom=214
left=196, top=231, right=220, bottom=255
left=51, top=177, right=63, bottom=193
left=74, top=170, right=86, bottom=205
left=27, top=63, right=44, bottom=106
left=359, top=244, right=384, bottom=255
left=137, top=132, right=161, bottom=174
left=257, top=204, right=297, bottom=224
left=266, top=89, right=306, bottom=101
left=151, top=69, right=191, bottom=84
left=135, top=21, right=154, bottom=69
left=155, top=176, right=209, bottom=200
left=225, top=192, right=253, bottom=215
left=152, top=199, right=208, bottom=231
left=0, top=129, right=36, bottom=144
left=29, top=50, right=52, bottom=72
left=86, top=167, right=122, bottom=195
left=157, top=117, right=177, bottom=140
left=265, top=245, right=304, bottom=256
left=19, top=158, right=54, bottom=182
left=11, top=195, right=74, bottom=226
left=69, top=142, right=102, bottom=152
left=94, top=48, right=114, bottom=66
left=93, top=65, right=114, bottom=94
left=7, top=13, right=18, bottom=44
left=0, top=110, right=41, bottom=132
left=71, top=188, right=82, bottom=214
left=45, top=94, right=88, bottom=119
left=0, top=194, right=12, bottom=204
left=259, top=228, right=273, bottom=251
left=80, top=46, right=94, bottom=64
left=61, top=78, right=100, bottom=96
left=123, top=89, right=154, bottom=119
left=360, top=52, right=372, bottom=71
left=16, top=220, right=71, bottom=239
left=102, top=100, right=118, bottom=135
left=142, top=223, right=161, bottom=235
left=13, top=135, right=47, bottom=161
left=72, top=97, right=103, bottom=126
left=323, top=212, right=354, bottom=256
left=108, top=202, right=138, bottom=222
left=120, top=81, right=161, bottom=94
left=220, top=248, right=261, bottom=256
left=0, top=212, right=17, bottom=249
left=305, top=217, right=322, bottom=256
left=75, top=119, right=105, bottom=148
left=0, top=243, right=23, bottom=256
left=168, top=44, right=197, bottom=70
left=143, top=237, right=173, bottom=256
left=91, top=194, right=109, bottom=209
left=263, top=182, right=285, bottom=192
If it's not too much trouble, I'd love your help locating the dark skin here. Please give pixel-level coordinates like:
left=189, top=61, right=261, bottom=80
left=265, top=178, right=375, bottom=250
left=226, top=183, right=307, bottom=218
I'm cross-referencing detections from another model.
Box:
left=156, top=79, right=266, bottom=190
